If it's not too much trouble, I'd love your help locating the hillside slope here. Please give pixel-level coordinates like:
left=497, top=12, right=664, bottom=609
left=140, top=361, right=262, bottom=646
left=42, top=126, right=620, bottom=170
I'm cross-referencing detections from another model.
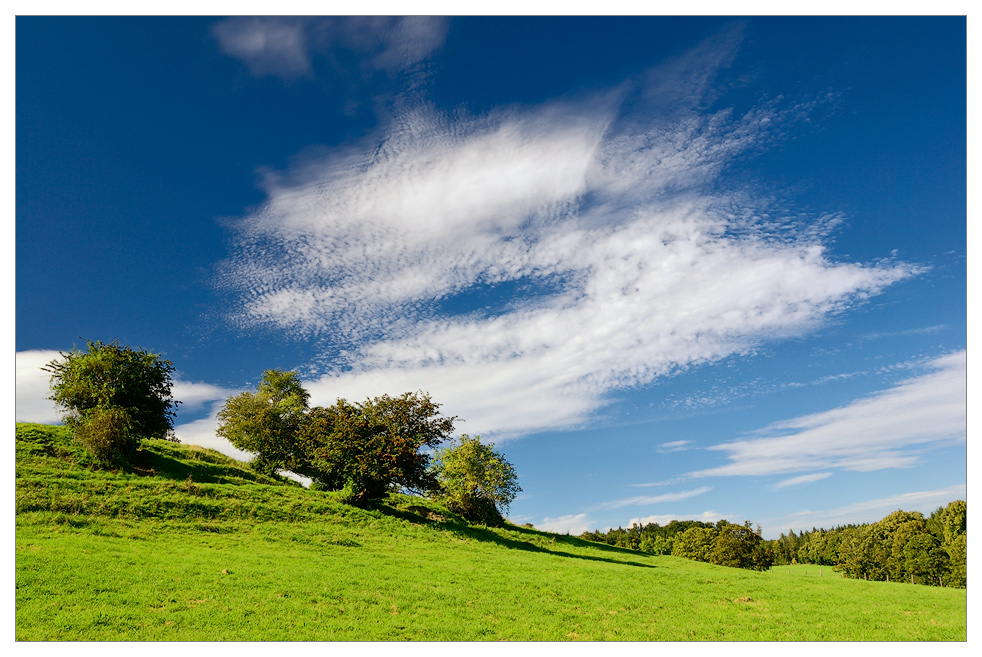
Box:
left=15, top=423, right=967, bottom=641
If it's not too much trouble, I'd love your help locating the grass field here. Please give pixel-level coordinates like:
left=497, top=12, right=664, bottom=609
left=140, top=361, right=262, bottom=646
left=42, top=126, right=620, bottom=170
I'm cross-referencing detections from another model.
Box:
left=15, top=423, right=967, bottom=641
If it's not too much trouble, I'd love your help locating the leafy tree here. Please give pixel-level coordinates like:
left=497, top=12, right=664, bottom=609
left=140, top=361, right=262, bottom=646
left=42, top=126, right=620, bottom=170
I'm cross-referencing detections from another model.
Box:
left=859, top=510, right=924, bottom=581
left=430, top=434, right=521, bottom=524
left=216, top=369, right=310, bottom=475
left=671, top=527, right=715, bottom=562
left=944, top=533, right=967, bottom=588
left=902, top=533, right=948, bottom=585
left=888, top=518, right=929, bottom=581
left=709, top=521, right=773, bottom=571
left=299, top=391, right=456, bottom=505
left=44, top=340, right=178, bottom=463
left=929, top=500, right=966, bottom=587
left=833, top=525, right=872, bottom=579
left=929, top=500, right=967, bottom=547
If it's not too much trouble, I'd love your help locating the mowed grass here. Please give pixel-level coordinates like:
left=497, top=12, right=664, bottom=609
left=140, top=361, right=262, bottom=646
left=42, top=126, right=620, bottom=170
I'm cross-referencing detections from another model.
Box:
left=16, top=424, right=967, bottom=641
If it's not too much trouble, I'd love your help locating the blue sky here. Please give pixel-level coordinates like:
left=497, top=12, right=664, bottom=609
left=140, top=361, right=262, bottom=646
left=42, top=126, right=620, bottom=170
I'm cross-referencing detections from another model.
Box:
left=15, top=16, right=967, bottom=538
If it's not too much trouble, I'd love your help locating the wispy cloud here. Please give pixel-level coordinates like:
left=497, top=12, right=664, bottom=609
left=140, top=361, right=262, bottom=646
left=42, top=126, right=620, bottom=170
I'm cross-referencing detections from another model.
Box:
left=773, top=472, right=832, bottom=490
left=213, top=17, right=312, bottom=77
left=216, top=31, right=918, bottom=439
left=591, top=486, right=713, bottom=511
left=860, top=324, right=947, bottom=341
left=691, top=351, right=966, bottom=478
left=657, top=440, right=692, bottom=453
left=212, top=16, right=448, bottom=80
left=759, top=484, right=966, bottom=537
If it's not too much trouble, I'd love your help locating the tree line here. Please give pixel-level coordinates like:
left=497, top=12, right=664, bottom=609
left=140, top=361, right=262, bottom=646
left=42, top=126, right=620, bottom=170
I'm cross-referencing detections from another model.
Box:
left=43, top=341, right=521, bottom=525
left=580, top=519, right=773, bottom=571
left=581, top=501, right=966, bottom=587
left=767, top=501, right=966, bottom=588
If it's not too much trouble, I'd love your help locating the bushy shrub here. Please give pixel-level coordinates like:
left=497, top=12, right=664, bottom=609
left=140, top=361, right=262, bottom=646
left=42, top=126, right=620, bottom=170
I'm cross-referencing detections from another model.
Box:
left=44, top=340, right=178, bottom=463
left=72, top=406, right=137, bottom=464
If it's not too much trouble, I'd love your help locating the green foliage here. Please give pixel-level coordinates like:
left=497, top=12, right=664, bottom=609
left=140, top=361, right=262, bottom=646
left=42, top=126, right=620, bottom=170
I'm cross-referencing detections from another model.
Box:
left=430, top=434, right=521, bottom=525
left=708, top=521, right=773, bottom=571
left=44, top=340, right=178, bottom=463
left=639, top=534, right=672, bottom=555
left=653, top=521, right=774, bottom=571
left=582, top=519, right=711, bottom=556
left=764, top=501, right=966, bottom=588
left=216, top=369, right=311, bottom=475
left=299, top=392, right=457, bottom=505
left=944, top=533, right=967, bottom=588
left=72, top=406, right=137, bottom=463
left=671, top=527, right=715, bottom=563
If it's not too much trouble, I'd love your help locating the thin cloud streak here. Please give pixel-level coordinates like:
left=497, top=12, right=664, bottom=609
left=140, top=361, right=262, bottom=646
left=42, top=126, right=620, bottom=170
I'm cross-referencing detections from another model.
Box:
left=217, top=32, right=919, bottom=440
left=773, top=472, right=833, bottom=489
left=591, top=486, right=713, bottom=511
left=692, top=351, right=966, bottom=478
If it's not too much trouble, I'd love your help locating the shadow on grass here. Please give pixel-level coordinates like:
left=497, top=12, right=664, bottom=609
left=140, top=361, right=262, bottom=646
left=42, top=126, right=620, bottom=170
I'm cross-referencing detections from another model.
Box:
left=373, top=503, right=656, bottom=570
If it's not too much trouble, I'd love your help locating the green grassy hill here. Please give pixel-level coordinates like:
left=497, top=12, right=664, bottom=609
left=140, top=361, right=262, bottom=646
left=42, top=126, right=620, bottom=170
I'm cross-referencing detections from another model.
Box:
left=15, top=423, right=967, bottom=641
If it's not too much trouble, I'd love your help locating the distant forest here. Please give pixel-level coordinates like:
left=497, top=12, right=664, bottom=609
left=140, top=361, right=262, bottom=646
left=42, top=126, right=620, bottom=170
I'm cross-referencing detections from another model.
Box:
left=579, top=500, right=966, bottom=587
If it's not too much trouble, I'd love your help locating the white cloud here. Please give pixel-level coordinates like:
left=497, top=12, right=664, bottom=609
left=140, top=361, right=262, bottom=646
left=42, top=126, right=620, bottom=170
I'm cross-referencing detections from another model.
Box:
left=759, top=484, right=966, bottom=538
left=173, top=411, right=252, bottom=462
left=212, top=16, right=448, bottom=79
left=657, top=440, right=691, bottom=453
left=773, top=472, right=833, bottom=489
left=15, top=350, right=62, bottom=424
left=692, top=351, right=966, bottom=477
left=338, top=16, right=448, bottom=74
left=170, top=379, right=237, bottom=414
left=217, top=32, right=918, bottom=440
left=213, top=17, right=312, bottom=77
left=537, top=513, right=593, bottom=535
left=591, top=485, right=713, bottom=511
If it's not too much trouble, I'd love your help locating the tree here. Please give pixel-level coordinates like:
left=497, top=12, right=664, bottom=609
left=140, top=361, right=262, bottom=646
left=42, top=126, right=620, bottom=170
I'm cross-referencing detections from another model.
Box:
left=44, top=340, right=179, bottom=463
left=709, top=521, right=773, bottom=571
left=639, top=534, right=673, bottom=555
left=216, top=369, right=311, bottom=475
left=929, top=500, right=966, bottom=587
left=671, top=527, right=715, bottom=562
left=902, top=533, right=948, bottom=585
left=430, top=434, right=521, bottom=524
left=298, top=391, right=456, bottom=505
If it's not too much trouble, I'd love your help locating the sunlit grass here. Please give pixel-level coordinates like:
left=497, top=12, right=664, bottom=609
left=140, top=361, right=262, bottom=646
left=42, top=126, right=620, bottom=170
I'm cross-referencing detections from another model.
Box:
left=16, top=423, right=966, bottom=641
